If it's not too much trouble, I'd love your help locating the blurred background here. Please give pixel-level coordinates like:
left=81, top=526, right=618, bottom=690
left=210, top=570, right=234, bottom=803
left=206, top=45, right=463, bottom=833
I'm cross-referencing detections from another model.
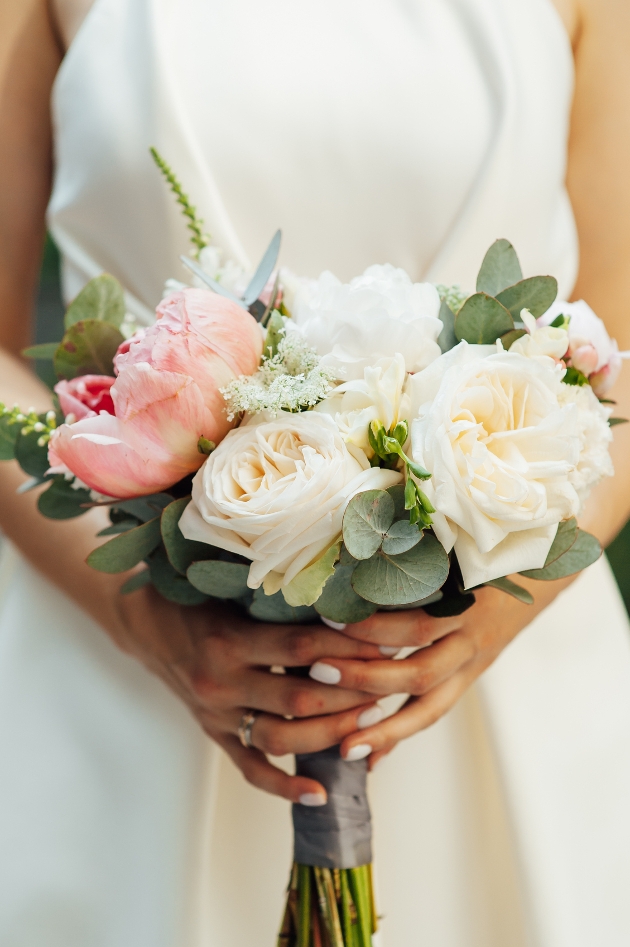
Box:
left=33, top=234, right=630, bottom=615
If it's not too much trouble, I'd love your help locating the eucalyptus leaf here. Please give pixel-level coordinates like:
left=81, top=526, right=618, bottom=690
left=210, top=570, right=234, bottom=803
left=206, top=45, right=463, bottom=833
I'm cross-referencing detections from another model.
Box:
left=351, top=533, right=449, bottom=606
left=0, top=416, right=17, bottom=461
left=609, top=417, right=629, bottom=427
left=485, top=576, right=534, bottom=604
left=387, top=484, right=407, bottom=522
left=437, top=299, right=458, bottom=353
left=314, top=563, right=377, bottom=624
left=114, top=493, right=173, bottom=523
left=381, top=520, right=422, bottom=555
left=21, top=342, right=60, bottom=360
left=544, top=518, right=578, bottom=566
left=97, top=519, right=139, bottom=536
left=16, top=476, right=49, bottom=494
left=501, top=328, right=527, bottom=350
left=520, top=529, right=601, bottom=580
left=247, top=587, right=318, bottom=624
left=187, top=560, right=250, bottom=598
left=149, top=546, right=209, bottom=605
left=64, top=274, right=126, bottom=330
left=476, top=239, right=523, bottom=296
left=120, top=570, right=151, bottom=595
left=282, top=541, right=341, bottom=607
left=53, top=320, right=124, bottom=380
left=455, top=293, right=514, bottom=345
left=264, top=309, right=285, bottom=358
left=496, top=276, right=558, bottom=319
left=342, top=490, right=395, bottom=560
left=37, top=476, right=91, bottom=520
left=161, top=497, right=219, bottom=574
left=87, top=516, right=162, bottom=573
left=14, top=422, right=52, bottom=478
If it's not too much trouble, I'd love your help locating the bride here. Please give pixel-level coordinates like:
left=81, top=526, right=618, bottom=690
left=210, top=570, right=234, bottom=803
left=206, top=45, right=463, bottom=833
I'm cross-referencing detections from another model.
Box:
left=1, top=0, right=630, bottom=944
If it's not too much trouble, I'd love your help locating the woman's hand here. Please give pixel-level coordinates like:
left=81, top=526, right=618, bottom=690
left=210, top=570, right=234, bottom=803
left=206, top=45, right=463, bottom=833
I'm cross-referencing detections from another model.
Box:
left=116, top=586, right=384, bottom=805
left=309, top=578, right=572, bottom=769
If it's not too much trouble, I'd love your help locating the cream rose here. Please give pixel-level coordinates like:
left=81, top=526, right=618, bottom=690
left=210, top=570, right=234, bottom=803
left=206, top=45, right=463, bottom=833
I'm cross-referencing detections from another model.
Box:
left=290, top=264, right=442, bottom=380
left=409, top=343, right=593, bottom=589
left=180, top=412, right=401, bottom=600
left=314, top=354, right=410, bottom=460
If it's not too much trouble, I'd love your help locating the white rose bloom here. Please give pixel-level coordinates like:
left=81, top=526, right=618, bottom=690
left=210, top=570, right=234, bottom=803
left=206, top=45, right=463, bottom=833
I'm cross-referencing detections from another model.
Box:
left=180, top=412, right=401, bottom=600
left=409, top=342, right=590, bottom=589
left=508, top=309, right=569, bottom=361
left=314, top=354, right=410, bottom=459
left=290, top=264, right=442, bottom=380
left=558, top=382, right=614, bottom=500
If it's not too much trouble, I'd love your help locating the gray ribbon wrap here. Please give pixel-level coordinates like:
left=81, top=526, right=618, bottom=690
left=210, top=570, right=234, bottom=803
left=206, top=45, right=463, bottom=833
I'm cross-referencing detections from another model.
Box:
left=292, top=745, right=372, bottom=869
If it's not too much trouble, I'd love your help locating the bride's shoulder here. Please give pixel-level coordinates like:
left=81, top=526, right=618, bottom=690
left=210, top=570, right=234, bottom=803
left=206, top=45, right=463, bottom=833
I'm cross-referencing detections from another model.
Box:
left=50, top=0, right=95, bottom=51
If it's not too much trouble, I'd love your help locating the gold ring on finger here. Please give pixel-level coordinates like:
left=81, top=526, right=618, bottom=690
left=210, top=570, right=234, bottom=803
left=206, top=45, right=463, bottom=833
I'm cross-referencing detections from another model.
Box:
left=238, top=710, right=258, bottom=749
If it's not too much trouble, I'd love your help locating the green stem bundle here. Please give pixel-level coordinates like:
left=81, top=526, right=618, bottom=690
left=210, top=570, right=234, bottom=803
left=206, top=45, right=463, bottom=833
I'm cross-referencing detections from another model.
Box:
left=278, top=864, right=377, bottom=947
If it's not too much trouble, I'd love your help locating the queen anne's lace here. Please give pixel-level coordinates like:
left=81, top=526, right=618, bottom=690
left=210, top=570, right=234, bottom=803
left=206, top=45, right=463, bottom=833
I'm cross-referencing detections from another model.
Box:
left=221, top=333, right=335, bottom=419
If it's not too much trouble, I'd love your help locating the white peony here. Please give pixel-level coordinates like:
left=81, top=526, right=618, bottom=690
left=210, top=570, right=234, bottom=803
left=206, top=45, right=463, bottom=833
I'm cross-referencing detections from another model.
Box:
left=409, top=342, right=598, bottom=589
left=314, top=354, right=410, bottom=460
left=289, top=264, right=442, bottom=380
left=558, top=382, right=614, bottom=500
left=180, top=412, right=401, bottom=603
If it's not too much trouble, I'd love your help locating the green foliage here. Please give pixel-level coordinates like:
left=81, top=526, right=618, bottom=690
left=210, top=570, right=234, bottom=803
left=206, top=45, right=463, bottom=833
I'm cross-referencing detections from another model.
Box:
left=197, top=436, right=216, bottom=455
left=264, top=310, right=285, bottom=358
left=521, top=528, right=601, bottom=580
left=437, top=298, right=458, bottom=353
left=114, top=493, right=173, bottom=522
left=563, top=366, right=589, bottom=386
left=609, top=417, right=629, bottom=427
left=381, top=519, right=423, bottom=555
left=476, top=239, right=523, bottom=296
left=87, top=516, right=162, bottom=573
left=282, top=541, right=341, bottom=607
left=485, top=576, right=534, bottom=604
left=314, top=558, right=377, bottom=624
left=0, top=415, right=18, bottom=460
left=247, top=587, right=318, bottom=624
left=342, top=490, right=395, bottom=560
left=149, top=546, right=209, bottom=605
left=351, top=533, right=449, bottom=606
left=544, top=517, right=578, bottom=565
left=455, top=293, right=514, bottom=345
left=97, top=519, right=139, bottom=536
left=187, top=560, right=250, bottom=598
left=501, top=328, right=527, bottom=350
left=495, top=276, right=558, bottom=319
left=64, top=274, right=126, bottom=330
left=424, top=556, right=475, bottom=616
left=150, top=147, right=209, bottom=257
left=21, top=343, right=60, bottom=360
left=120, top=570, right=152, bottom=595
left=53, top=320, right=124, bottom=380
left=14, top=423, right=53, bottom=478
left=37, top=476, right=91, bottom=519
left=161, top=497, right=218, bottom=574
left=387, top=484, right=407, bottom=522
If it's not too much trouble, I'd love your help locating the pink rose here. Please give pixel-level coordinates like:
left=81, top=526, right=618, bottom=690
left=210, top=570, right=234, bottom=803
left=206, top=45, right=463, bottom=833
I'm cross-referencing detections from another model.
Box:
left=49, top=290, right=263, bottom=498
left=54, top=375, right=115, bottom=421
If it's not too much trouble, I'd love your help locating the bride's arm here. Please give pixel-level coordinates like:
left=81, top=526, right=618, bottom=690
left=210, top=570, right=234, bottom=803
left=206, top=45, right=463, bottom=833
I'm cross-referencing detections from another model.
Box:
left=0, top=0, right=385, bottom=804
left=315, top=0, right=630, bottom=766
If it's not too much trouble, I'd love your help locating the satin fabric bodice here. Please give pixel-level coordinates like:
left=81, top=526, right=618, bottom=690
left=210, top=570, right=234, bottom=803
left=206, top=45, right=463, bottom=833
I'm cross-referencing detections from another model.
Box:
left=48, top=0, right=577, bottom=326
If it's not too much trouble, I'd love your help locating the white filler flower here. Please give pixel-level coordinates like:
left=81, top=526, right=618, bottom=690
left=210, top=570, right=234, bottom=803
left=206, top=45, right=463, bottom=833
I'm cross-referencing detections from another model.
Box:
left=180, top=412, right=401, bottom=603
left=409, top=342, right=612, bottom=589
left=290, top=264, right=442, bottom=380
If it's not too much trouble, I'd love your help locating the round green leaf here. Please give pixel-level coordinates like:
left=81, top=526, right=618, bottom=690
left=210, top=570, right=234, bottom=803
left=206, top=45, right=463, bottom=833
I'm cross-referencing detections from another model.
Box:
left=496, top=276, right=558, bottom=320
left=501, top=328, right=527, bottom=350
left=520, top=529, right=601, bottom=580
left=114, top=493, right=173, bottom=523
left=454, top=293, right=514, bottom=345
left=314, top=563, right=377, bottom=624
left=476, top=239, right=523, bottom=296
left=437, top=298, right=458, bottom=353
left=161, top=497, right=219, bottom=574
left=248, top=588, right=318, bottom=624
left=87, top=516, right=162, bottom=573
left=342, top=490, right=395, bottom=560
left=351, top=533, right=449, bottom=606
left=37, top=476, right=91, bottom=520
left=120, top=570, right=151, bottom=595
left=485, top=576, right=534, bottom=604
left=149, top=547, right=209, bottom=605
left=381, top=520, right=422, bottom=555
left=65, top=274, right=126, bottom=330
left=14, top=422, right=52, bottom=478
left=53, top=320, right=124, bottom=380
left=187, top=560, right=250, bottom=598
left=544, top=518, right=578, bottom=567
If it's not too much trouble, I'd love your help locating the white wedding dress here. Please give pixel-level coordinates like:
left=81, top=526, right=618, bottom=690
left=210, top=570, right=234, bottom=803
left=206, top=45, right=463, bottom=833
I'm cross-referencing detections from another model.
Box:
left=2, top=1, right=630, bottom=945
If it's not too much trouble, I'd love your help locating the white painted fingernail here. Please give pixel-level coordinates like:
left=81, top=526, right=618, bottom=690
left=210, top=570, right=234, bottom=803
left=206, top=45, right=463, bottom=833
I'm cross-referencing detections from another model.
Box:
left=299, top=793, right=327, bottom=807
left=344, top=744, right=373, bottom=762
left=321, top=617, right=347, bottom=631
left=379, top=646, right=401, bottom=657
left=357, top=706, right=384, bottom=729
left=309, top=662, right=342, bottom=685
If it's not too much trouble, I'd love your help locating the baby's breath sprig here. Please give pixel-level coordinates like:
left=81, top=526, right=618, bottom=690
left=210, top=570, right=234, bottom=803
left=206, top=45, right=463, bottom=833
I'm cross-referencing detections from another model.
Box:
left=150, top=147, right=210, bottom=258
left=0, top=403, right=58, bottom=447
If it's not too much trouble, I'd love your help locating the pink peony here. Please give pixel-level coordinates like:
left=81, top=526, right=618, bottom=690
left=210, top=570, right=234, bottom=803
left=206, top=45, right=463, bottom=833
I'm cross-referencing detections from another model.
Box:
left=48, top=289, right=263, bottom=498
left=54, top=375, right=115, bottom=421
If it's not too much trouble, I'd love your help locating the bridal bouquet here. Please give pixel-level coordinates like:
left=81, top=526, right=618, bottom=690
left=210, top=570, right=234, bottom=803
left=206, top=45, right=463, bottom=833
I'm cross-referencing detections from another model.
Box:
left=1, top=158, right=624, bottom=946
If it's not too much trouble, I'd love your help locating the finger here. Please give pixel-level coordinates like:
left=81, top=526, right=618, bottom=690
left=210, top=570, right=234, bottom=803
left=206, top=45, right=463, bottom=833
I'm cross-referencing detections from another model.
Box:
left=212, top=732, right=328, bottom=805
left=222, top=622, right=382, bottom=667
left=339, top=671, right=471, bottom=762
left=339, top=610, right=464, bottom=649
left=222, top=702, right=384, bottom=757
left=309, top=633, right=474, bottom=697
